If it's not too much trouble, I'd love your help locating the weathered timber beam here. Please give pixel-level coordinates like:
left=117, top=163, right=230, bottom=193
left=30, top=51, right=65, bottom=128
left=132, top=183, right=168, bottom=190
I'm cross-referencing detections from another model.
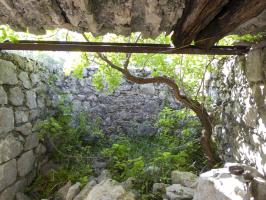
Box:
left=195, top=0, right=266, bottom=48
left=0, top=41, right=250, bottom=55
left=171, top=0, right=229, bottom=48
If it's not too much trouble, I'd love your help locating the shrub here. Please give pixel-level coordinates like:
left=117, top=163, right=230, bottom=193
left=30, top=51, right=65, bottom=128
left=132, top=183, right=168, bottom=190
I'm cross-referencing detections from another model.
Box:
left=29, top=104, right=206, bottom=199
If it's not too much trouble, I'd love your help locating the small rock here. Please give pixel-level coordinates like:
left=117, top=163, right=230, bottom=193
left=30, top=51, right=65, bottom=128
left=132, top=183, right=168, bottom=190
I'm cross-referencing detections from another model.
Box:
left=66, top=182, right=81, bottom=200
left=57, top=181, right=72, bottom=200
left=152, top=183, right=168, bottom=194
left=171, top=170, right=198, bottom=188
left=166, top=184, right=194, bottom=200
left=85, top=179, right=136, bottom=200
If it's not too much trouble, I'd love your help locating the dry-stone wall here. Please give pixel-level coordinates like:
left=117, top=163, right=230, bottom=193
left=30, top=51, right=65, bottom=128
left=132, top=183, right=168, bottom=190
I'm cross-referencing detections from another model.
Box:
left=0, top=52, right=51, bottom=200
left=53, top=69, right=180, bottom=136
left=209, top=43, right=266, bottom=176
left=0, top=52, right=180, bottom=199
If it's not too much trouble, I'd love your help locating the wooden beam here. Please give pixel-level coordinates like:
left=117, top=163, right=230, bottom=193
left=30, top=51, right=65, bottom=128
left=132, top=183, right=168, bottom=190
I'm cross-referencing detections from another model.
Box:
left=195, top=0, right=266, bottom=48
left=171, top=0, right=229, bottom=48
left=0, top=41, right=250, bottom=55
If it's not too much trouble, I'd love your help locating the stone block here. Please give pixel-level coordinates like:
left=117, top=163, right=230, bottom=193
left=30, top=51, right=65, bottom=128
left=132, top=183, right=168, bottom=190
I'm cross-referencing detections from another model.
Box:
left=18, top=72, right=31, bottom=89
left=0, top=135, right=23, bottom=164
left=26, top=91, right=37, bottom=109
left=17, top=150, right=35, bottom=177
left=15, top=110, right=29, bottom=124
left=0, top=185, right=16, bottom=200
left=0, top=178, right=26, bottom=200
left=246, top=49, right=264, bottom=82
left=30, top=73, right=40, bottom=86
left=15, top=123, right=32, bottom=136
left=0, top=86, right=7, bottom=105
left=0, top=60, right=18, bottom=85
left=9, top=87, right=24, bottom=106
left=14, top=178, right=27, bottom=193
left=0, top=107, right=14, bottom=135
left=0, top=159, right=17, bottom=191
left=24, top=133, right=39, bottom=151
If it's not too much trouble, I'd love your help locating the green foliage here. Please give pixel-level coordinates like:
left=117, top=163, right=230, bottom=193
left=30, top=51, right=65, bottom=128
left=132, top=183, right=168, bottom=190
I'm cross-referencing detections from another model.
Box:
left=156, top=107, right=200, bottom=135
left=27, top=165, right=92, bottom=199
left=72, top=53, right=89, bottom=78
left=30, top=102, right=206, bottom=199
left=0, top=25, right=18, bottom=43
left=218, top=32, right=266, bottom=45
left=99, top=108, right=205, bottom=199
left=31, top=98, right=106, bottom=199
left=69, top=32, right=218, bottom=103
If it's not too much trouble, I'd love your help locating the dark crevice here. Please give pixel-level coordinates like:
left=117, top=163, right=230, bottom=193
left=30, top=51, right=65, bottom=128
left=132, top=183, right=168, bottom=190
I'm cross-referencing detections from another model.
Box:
left=53, top=0, right=70, bottom=23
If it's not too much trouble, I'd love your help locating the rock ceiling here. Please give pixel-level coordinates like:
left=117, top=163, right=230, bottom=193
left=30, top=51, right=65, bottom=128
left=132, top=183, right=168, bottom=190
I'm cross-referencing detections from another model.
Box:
left=0, top=0, right=265, bottom=47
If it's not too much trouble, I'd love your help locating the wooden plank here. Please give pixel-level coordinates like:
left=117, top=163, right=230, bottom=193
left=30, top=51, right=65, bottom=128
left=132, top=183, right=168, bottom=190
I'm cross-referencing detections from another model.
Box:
left=195, top=0, right=266, bottom=48
left=0, top=41, right=250, bottom=55
left=171, top=0, right=229, bottom=48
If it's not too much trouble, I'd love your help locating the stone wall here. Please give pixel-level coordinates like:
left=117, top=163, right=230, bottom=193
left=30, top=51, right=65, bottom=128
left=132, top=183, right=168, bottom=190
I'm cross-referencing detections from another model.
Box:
left=209, top=43, right=266, bottom=176
left=53, top=69, right=180, bottom=136
left=0, top=53, right=51, bottom=200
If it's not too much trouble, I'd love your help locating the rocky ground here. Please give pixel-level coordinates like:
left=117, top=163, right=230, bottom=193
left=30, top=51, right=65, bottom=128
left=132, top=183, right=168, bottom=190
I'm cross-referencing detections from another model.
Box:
left=19, top=162, right=266, bottom=200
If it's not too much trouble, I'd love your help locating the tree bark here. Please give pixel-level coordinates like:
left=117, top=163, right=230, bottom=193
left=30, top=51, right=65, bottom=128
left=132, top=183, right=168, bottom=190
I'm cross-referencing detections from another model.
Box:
left=82, top=33, right=217, bottom=167
left=195, top=0, right=266, bottom=48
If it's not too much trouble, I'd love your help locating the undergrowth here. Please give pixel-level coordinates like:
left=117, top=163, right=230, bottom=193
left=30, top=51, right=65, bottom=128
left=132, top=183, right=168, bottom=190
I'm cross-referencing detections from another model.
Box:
left=27, top=100, right=206, bottom=199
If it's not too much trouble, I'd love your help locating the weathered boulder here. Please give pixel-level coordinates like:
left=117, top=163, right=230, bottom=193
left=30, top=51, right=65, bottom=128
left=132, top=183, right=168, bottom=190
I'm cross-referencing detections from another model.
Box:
left=84, top=179, right=136, bottom=200
left=192, top=164, right=266, bottom=200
